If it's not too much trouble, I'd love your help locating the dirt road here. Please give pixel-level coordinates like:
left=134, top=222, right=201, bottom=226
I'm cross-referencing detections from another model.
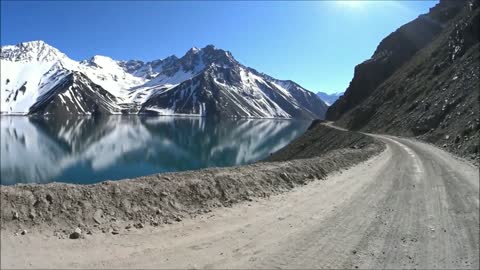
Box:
left=1, top=134, right=478, bottom=269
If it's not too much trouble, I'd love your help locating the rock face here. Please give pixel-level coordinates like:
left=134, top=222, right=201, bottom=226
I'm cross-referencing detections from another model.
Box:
left=28, top=72, right=121, bottom=115
left=327, top=0, right=468, bottom=121
left=1, top=42, right=327, bottom=119
left=137, top=45, right=328, bottom=118
left=141, top=62, right=327, bottom=119
left=326, top=0, right=479, bottom=160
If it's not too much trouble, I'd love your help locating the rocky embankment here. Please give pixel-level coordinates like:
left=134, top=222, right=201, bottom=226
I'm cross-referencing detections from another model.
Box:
left=0, top=121, right=384, bottom=239
left=327, top=0, right=479, bottom=162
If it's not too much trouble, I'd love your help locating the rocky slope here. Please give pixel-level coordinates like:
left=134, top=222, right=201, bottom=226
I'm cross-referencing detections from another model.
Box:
left=326, top=0, right=479, bottom=160
left=141, top=63, right=326, bottom=119
left=28, top=72, right=122, bottom=115
left=266, top=120, right=375, bottom=161
left=1, top=42, right=328, bottom=119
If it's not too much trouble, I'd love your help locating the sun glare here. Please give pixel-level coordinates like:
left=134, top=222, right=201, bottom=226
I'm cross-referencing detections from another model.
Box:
left=338, top=0, right=363, bottom=8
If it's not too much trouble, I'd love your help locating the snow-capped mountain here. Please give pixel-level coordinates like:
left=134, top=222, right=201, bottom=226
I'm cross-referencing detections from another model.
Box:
left=316, top=91, right=344, bottom=106
left=1, top=41, right=328, bottom=118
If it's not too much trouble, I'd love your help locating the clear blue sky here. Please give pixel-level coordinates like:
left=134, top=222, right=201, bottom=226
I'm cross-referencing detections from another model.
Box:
left=1, top=0, right=438, bottom=94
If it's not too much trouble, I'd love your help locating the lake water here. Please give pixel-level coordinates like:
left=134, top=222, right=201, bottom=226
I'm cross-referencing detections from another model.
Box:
left=1, top=116, right=310, bottom=185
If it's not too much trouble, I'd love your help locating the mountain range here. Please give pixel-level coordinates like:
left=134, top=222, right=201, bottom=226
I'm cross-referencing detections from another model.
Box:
left=1, top=42, right=328, bottom=119
left=316, top=91, right=344, bottom=106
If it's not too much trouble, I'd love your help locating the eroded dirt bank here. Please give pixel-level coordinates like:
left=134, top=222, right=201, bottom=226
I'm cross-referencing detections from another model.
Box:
left=0, top=121, right=384, bottom=237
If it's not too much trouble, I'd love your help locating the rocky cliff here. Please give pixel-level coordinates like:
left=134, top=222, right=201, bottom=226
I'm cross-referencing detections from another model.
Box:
left=327, top=0, right=479, bottom=160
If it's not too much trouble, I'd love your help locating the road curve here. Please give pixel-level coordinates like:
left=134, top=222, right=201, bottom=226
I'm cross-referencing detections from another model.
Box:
left=1, top=133, right=479, bottom=269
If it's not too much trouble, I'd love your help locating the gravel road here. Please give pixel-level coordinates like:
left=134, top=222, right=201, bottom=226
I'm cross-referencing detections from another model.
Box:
left=1, top=133, right=478, bottom=269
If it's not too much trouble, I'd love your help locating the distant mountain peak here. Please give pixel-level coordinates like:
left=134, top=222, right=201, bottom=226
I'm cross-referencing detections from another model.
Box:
left=86, top=55, right=120, bottom=69
left=163, top=55, right=179, bottom=61
left=91, top=55, right=115, bottom=62
left=187, top=47, right=200, bottom=54
left=316, top=91, right=344, bottom=106
left=19, top=40, right=48, bottom=47
left=1, top=41, right=328, bottom=119
left=184, top=44, right=219, bottom=54
left=1, top=40, right=68, bottom=62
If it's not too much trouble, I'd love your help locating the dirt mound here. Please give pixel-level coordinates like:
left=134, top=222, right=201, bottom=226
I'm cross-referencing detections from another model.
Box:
left=266, top=120, right=376, bottom=161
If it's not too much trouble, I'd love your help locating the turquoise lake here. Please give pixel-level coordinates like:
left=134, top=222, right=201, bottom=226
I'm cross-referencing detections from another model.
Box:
left=0, top=116, right=310, bottom=185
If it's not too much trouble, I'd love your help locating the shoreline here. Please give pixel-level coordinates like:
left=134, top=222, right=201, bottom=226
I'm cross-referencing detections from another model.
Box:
left=0, top=122, right=385, bottom=237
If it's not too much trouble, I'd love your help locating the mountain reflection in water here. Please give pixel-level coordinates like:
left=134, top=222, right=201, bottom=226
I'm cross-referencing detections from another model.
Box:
left=1, top=116, right=310, bottom=185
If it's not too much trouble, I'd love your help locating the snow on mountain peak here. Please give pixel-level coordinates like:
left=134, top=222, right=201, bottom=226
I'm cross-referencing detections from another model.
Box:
left=87, top=55, right=120, bottom=69
left=189, top=47, right=200, bottom=53
left=1, top=40, right=68, bottom=62
left=1, top=41, right=327, bottom=119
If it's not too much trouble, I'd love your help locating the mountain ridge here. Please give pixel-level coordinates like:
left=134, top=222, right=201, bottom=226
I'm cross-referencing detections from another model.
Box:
left=316, top=91, right=344, bottom=106
left=326, top=0, right=479, bottom=160
left=1, top=41, right=328, bottom=119
left=326, top=0, right=471, bottom=121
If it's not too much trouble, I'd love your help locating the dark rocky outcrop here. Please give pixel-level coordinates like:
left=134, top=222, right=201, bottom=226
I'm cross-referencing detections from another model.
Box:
left=29, top=71, right=121, bottom=115
left=326, top=0, right=479, bottom=160
left=327, top=0, right=469, bottom=121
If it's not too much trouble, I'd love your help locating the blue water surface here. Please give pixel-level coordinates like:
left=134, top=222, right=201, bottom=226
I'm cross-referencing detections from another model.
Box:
left=1, top=116, right=310, bottom=185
